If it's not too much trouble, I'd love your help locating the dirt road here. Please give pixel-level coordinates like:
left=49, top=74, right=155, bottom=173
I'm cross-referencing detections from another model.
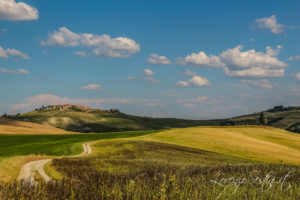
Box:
left=18, top=142, right=93, bottom=184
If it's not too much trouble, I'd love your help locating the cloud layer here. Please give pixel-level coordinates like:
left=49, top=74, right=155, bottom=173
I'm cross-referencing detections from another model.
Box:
left=241, top=79, right=274, bottom=88
left=0, top=0, right=38, bottom=21
left=1, top=68, right=29, bottom=75
left=41, top=27, right=140, bottom=58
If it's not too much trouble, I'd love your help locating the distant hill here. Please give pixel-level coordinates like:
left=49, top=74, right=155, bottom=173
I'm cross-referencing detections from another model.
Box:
left=5, top=105, right=300, bottom=134
left=6, top=105, right=222, bottom=133
left=221, top=105, right=300, bottom=133
left=0, top=117, right=75, bottom=135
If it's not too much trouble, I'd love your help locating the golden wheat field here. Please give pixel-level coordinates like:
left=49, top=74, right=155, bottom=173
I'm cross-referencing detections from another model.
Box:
left=143, top=126, right=300, bottom=164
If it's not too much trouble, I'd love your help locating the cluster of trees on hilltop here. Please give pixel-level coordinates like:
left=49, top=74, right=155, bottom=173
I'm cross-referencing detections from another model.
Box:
left=266, top=105, right=300, bottom=113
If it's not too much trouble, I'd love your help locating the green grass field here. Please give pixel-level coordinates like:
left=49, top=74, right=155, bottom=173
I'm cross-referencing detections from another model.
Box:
left=0, top=130, right=160, bottom=157
left=0, top=129, right=161, bottom=182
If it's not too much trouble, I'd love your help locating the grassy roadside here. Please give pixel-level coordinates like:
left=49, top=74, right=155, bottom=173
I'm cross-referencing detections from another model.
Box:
left=0, top=155, right=48, bottom=182
left=44, top=161, right=64, bottom=180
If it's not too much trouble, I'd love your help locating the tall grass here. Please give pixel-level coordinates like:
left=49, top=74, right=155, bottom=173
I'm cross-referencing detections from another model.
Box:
left=0, top=161, right=299, bottom=199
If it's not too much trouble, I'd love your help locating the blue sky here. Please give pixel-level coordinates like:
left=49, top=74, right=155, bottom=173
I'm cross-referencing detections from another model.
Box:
left=0, top=0, right=299, bottom=119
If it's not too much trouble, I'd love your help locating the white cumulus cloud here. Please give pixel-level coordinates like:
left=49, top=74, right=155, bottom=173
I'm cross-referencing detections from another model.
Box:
left=221, top=45, right=287, bottom=78
left=0, top=0, right=38, bottom=21
left=0, top=46, right=29, bottom=59
left=255, top=15, right=284, bottom=34
left=41, top=27, right=140, bottom=58
left=176, top=75, right=210, bottom=87
left=143, top=69, right=154, bottom=76
left=220, top=45, right=285, bottom=69
left=178, top=45, right=287, bottom=78
left=189, top=75, right=210, bottom=86
left=177, top=51, right=223, bottom=67
left=147, top=53, right=171, bottom=65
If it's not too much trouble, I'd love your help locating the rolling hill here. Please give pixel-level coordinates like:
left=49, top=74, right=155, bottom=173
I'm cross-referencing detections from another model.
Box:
left=7, top=105, right=222, bottom=133
left=0, top=117, right=75, bottom=135
left=143, top=126, right=300, bottom=164
left=4, top=104, right=300, bottom=134
left=222, top=105, right=300, bottom=133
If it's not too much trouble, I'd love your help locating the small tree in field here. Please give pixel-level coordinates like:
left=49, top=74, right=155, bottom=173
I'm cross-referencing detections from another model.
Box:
left=259, top=112, right=267, bottom=125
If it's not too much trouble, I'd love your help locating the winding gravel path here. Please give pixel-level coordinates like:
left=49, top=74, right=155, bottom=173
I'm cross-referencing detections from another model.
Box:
left=18, top=142, right=93, bottom=184
left=18, top=159, right=52, bottom=184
